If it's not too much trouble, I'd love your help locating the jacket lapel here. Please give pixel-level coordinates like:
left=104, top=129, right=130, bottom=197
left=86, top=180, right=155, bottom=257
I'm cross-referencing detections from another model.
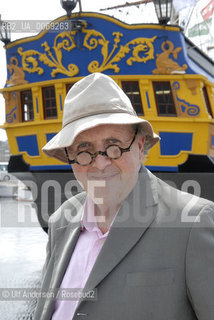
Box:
left=51, top=223, right=82, bottom=288
left=78, top=167, right=158, bottom=306
left=41, top=208, right=84, bottom=319
left=51, top=194, right=87, bottom=289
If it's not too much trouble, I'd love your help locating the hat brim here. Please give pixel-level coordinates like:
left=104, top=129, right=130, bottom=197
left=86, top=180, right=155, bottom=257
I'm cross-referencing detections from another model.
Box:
left=42, top=112, right=160, bottom=163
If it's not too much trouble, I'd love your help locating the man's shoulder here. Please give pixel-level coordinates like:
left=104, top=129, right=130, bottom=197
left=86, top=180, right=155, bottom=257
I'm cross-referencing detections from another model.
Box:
left=48, top=191, right=87, bottom=229
left=143, top=168, right=214, bottom=225
left=156, top=173, right=213, bottom=207
left=152, top=171, right=214, bottom=225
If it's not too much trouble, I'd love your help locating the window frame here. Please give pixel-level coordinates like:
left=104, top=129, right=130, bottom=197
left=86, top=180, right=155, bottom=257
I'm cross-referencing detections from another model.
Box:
left=42, top=86, right=57, bottom=119
left=121, top=81, right=144, bottom=115
left=20, top=89, right=34, bottom=122
left=153, top=81, right=177, bottom=117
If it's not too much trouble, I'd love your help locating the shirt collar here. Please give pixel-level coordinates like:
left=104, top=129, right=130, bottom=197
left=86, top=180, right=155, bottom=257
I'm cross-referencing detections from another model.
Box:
left=81, top=197, right=110, bottom=238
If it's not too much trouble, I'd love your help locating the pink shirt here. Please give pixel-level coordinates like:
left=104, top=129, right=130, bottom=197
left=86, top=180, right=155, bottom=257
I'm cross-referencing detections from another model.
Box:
left=52, top=198, right=109, bottom=320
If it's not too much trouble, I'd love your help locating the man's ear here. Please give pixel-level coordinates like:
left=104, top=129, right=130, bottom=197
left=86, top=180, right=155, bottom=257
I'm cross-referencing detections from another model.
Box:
left=138, top=135, right=146, bottom=160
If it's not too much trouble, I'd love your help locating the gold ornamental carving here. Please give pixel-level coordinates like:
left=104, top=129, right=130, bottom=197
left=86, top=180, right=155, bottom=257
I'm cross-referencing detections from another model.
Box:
left=18, top=31, right=78, bottom=77
left=17, top=26, right=157, bottom=77
left=7, top=57, right=28, bottom=86
left=82, top=29, right=157, bottom=73
left=152, top=41, right=187, bottom=75
left=3, top=91, right=19, bottom=123
left=185, top=79, right=197, bottom=95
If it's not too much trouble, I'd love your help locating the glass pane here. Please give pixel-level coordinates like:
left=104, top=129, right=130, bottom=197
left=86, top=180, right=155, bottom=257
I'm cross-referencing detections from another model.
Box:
left=52, top=109, right=57, bottom=117
left=51, top=88, right=55, bottom=97
left=25, top=112, right=29, bottom=121
left=158, top=95, right=164, bottom=104
left=133, top=95, right=140, bottom=103
left=45, top=89, right=49, bottom=98
left=123, top=83, right=130, bottom=92
left=132, top=83, right=138, bottom=92
left=167, top=105, right=175, bottom=114
left=134, top=104, right=143, bottom=114
left=159, top=105, right=165, bottom=114
left=155, top=84, right=162, bottom=92
left=167, top=96, right=173, bottom=104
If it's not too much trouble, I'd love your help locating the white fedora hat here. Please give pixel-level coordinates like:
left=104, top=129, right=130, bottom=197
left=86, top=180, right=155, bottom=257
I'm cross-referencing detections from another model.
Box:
left=42, top=73, right=160, bottom=163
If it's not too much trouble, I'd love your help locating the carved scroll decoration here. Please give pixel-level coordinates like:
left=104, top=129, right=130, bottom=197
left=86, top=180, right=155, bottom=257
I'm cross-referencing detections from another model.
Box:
left=83, top=28, right=157, bottom=73
left=18, top=31, right=78, bottom=77
left=17, top=25, right=157, bottom=77
left=172, top=81, right=200, bottom=116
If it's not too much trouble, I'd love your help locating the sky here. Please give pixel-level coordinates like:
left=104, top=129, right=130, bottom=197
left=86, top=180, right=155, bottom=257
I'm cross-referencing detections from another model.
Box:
left=0, top=0, right=213, bottom=141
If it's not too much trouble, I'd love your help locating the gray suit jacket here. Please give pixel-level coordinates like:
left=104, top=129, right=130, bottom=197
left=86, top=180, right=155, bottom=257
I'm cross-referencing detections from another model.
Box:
left=33, top=167, right=214, bottom=320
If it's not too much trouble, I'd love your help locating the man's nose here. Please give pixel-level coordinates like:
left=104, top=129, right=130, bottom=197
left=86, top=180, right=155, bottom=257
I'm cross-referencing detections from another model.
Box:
left=92, top=153, right=112, bottom=170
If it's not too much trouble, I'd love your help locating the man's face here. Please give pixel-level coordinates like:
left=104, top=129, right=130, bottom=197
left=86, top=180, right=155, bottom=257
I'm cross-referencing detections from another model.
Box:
left=68, top=124, right=145, bottom=207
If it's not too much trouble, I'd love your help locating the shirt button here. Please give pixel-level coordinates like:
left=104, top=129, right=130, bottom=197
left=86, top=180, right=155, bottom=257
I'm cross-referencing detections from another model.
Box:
left=76, top=312, right=87, bottom=316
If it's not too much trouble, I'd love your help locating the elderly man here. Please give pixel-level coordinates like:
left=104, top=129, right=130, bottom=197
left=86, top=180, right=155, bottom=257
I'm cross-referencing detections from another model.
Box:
left=34, top=73, right=214, bottom=320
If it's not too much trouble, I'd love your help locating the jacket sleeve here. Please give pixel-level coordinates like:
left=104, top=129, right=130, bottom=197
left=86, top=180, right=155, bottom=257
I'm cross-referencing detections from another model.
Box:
left=186, top=202, right=214, bottom=320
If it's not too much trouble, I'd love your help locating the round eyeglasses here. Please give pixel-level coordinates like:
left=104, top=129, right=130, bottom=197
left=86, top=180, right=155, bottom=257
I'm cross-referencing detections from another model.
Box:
left=65, top=128, right=138, bottom=166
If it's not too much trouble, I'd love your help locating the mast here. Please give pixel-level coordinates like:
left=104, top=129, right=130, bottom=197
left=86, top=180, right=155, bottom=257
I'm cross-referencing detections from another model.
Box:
left=100, top=0, right=152, bottom=11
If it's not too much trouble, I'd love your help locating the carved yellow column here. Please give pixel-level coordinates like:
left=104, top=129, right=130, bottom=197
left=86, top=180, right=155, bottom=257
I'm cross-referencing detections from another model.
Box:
left=32, top=86, right=43, bottom=121
left=139, top=80, right=156, bottom=117
left=54, top=83, right=65, bottom=121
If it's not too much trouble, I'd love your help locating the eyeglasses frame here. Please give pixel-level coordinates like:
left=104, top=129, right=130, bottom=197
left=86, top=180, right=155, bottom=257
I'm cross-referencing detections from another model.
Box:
left=64, top=128, right=138, bottom=166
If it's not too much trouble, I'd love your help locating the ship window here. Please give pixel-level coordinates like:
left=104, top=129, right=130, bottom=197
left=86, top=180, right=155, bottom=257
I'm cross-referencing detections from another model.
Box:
left=153, top=82, right=176, bottom=116
left=202, top=86, right=213, bottom=118
left=20, top=90, right=34, bottom=122
left=42, top=86, right=57, bottom=119
left=121, top=81, right=144, bottom=115
left=66, top=83, right=74, bottom=93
